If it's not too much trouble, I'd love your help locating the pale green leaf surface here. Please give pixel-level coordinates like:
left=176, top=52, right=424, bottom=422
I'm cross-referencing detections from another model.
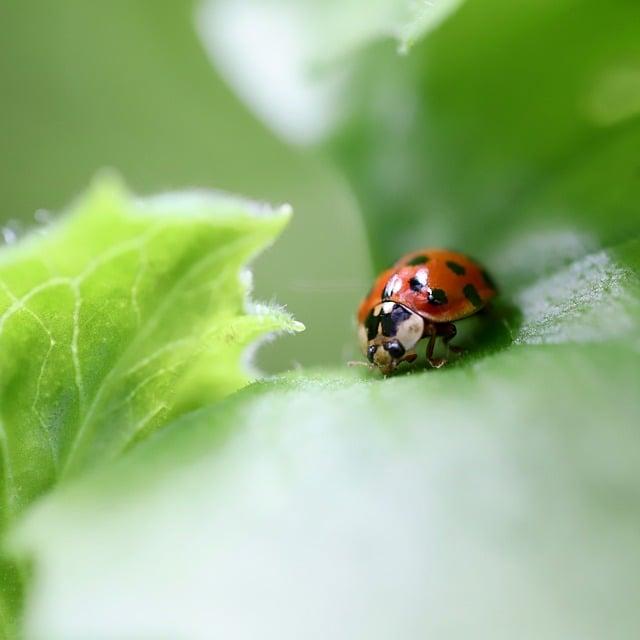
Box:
left=0, top=176, right=301, bottom=525
left=10, top=240, right=640, bottom=639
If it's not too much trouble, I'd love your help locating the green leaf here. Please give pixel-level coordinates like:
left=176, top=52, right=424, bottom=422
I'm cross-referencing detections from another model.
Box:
left=8, top=238, right=640, bottom=638
left=0, top=175, right=301, bottom=518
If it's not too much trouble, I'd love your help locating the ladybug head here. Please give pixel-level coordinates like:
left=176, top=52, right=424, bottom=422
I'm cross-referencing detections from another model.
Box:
left=367, top=339, right=404, bottom=368
left=359, top=302, right=424, bottom=374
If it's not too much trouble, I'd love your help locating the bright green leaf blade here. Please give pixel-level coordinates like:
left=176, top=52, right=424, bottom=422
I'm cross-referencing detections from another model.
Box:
left=11, top=241, right=640, bottom=639
left=0, top=175, right=301, bottom=524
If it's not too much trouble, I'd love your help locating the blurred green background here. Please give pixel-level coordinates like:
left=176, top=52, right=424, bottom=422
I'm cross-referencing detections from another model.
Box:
left=0, top=0, right=372, bottom=372
left=2, top=1, right=640, bottom=638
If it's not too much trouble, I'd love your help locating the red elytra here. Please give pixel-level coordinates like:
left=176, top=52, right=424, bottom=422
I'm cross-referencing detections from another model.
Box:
left=358, top=249, right=496, bottom=324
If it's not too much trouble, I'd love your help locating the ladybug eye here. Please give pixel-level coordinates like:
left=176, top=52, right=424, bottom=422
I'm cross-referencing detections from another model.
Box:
left=384, top=340, right=405, bottom=359
left=367, top=345, right=377, bottom=362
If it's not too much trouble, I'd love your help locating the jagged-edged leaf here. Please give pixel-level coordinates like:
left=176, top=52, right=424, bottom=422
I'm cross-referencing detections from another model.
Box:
left=0, top=176, right=301, bottom=522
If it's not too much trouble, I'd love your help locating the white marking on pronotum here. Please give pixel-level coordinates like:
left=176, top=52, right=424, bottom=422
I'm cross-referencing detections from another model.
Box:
left=395, top=311, right=424, bottom=352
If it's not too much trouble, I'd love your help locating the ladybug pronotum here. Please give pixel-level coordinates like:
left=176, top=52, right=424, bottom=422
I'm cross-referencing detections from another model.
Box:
left=357, top=249, right=497, bottom=374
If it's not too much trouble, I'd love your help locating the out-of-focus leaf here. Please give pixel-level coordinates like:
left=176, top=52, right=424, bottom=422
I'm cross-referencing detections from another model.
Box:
left=10, top=239, right=640, bottom=639
left=199, top=0, right=462, bottom=144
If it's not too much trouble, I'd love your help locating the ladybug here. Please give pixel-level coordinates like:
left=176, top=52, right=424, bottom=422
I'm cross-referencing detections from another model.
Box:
left=357, top=249, right=497, bottom=374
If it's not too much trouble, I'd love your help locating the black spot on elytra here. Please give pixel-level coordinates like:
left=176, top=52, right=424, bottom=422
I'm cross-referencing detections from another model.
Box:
left=446, top=260, right=466, bottom=276
left=481, top=269, right=497, bottom=291
left=463, top=283, right=482, bottom=307
left=406, top=254, right=429, bottom=266
left=428, top=288, right=448, bottom=305
left=409, top=276, right=426, bottom=292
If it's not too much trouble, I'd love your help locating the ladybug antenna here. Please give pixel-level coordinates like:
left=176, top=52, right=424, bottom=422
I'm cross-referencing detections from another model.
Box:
left=347, top=360, right=374, bottom=369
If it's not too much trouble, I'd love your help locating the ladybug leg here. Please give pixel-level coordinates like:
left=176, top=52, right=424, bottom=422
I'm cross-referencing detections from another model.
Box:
left=440, top=322, right=466, bottom=356
left=425, top=327, right=446, bottom=369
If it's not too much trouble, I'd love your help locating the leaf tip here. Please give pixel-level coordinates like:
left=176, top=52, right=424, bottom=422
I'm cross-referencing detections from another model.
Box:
left=88, top=168, right=129, bottom=200
left=277, top=202, right=293, bottom=218
left=290, top=320, right=306, bottom=333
